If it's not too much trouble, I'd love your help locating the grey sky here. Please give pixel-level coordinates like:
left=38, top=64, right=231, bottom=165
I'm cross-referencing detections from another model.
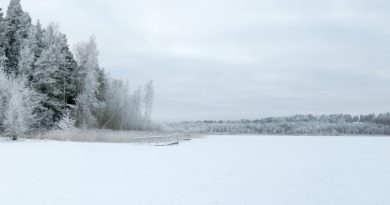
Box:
left=1, top=0, right=389, bottom=121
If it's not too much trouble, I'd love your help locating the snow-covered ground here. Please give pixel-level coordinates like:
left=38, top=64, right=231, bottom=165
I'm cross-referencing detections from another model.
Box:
left=1, top=135, right=390, bottom=205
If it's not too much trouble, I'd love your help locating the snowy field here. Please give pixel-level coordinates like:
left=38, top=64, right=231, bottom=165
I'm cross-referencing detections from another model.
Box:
left=1, top=135, right=390, bottom=205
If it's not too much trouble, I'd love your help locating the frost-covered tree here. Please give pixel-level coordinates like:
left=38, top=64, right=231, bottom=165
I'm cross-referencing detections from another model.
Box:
left=3, top=0, right=32, bottom=76
left=100, top=79, right=137, bottom=130
left=57, top=108, right=76, bottom=131
left=0, top=0, right=157, bottom=133
left=99, top=79, right=153, bottom=130
left=97, top=78, right=155, bottom=131
left=18, top=26, right=35, bottom=79
left=32, top=20, right=45, bottom=59
left=32, top=24, right=66, bottom=128
left=142, top=80, right=154, bottom=129
left=74, top=36, right=101, bottom=129
left=30, top=23, right=78, bottom=129
left=18, top=21, right=45, bottom=83
left=95, top=68, right=108, bottom=126
left=0, top=70, right=39, bottom=140
left=60, top=33, right=79, bottom=105
left=171, top=114, right=390, bottom=135
left=0, top=69, right=9, bottom=133
left=100, top=79, right=128, bottom=130
left=96, top=67, right=107, bottom=101
left=0, top=8, right=7, bottom=70
left=129, top=87, right=143, bottom=129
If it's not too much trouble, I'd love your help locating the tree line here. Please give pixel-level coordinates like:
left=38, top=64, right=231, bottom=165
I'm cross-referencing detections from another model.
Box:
left=172, top=113, right=390, bottom=135
left=0, top=0, right=154, bottom=140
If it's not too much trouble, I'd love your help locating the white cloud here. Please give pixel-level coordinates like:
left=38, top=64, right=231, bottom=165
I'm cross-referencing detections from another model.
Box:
left=0, top=0, right=389, bottom=121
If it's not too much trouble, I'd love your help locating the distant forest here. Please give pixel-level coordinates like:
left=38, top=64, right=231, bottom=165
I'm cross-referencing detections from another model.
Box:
left=172, top=113, right=390, bottom=135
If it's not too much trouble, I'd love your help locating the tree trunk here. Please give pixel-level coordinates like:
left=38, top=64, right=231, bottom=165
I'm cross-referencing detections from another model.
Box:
left=12, top=133, right=17, bottom=141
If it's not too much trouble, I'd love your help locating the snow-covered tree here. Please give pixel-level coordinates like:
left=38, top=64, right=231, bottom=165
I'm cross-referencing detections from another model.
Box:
left=57, top=108, right=76, bottom=131
left=18, top=21, right=45, bottom=83
left=3, top=0, right=32, bottom=76
left=0, top=69, right=9, bottom=133
left=0, top=0, right=157, bottom=133
left=171, top=114, right=390, bottom=136
left=100, top=79, right=128, bottom=129
left=129, top=87, right=143, bottom=129
left=74, top=36, right=101, bottom=129
left=31, top=24, right=66, bottom=128
left=0, top=70, right=39, bottom=140
left=99, top=79, right=147, bottom=130
left=142, top=80, right=154, bottom=128
left=29, top=23, right=78, bottom=129
left=0, top=8, right=7, bottom=70
left=60, top=33, right=79, bottom=105
left=95, top=68, right=108, bottom=126
left=18, top=26, right=35, bottom=79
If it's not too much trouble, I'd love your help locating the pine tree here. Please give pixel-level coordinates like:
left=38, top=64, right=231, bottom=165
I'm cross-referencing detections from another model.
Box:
left=32, top=20, right=45, bottom=59
left=31, top=23, right=75, bottom=128
left=0, top=0, right=157, bottom=134
left=0, top=8, right=7, bottom=70
left=95, top=68, right=108, bottom=126
left=4, top=0, right=32, bottom=77
left=18, top=21, right=45, bottom=83
left=59, top=33, right=78, bottom=105
left=18, top=26, right=35, bottom=80
left=57, top=108, right=76, bottom=131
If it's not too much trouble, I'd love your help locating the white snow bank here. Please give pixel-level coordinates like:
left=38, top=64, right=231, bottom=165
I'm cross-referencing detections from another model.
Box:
left=0, top=135, right=389, bottom=205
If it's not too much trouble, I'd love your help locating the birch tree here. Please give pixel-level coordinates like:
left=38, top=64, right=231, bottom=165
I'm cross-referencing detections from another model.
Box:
left=0, top=70, right=39, bottom=140
left=74, top=36, right=101, bottom=129
left=143, top=80, right=154, bottom=129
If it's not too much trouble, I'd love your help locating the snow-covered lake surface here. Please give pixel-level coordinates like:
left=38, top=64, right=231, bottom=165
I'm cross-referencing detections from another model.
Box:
left=1, top=135, right=390, bottom=205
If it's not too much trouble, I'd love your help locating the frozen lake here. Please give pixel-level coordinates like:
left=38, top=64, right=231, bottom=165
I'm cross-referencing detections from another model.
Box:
left=1, top=135, right=390, bottom=205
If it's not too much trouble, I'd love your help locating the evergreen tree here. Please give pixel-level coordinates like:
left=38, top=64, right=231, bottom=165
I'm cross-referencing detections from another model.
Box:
left=18, top=25, right=35, bottom=80
left=31, top=23, right=77, bottom=128
left=4, top=0, right=32, bottom=77
left=95, top=68, right=108, bottom=126
left=18, top=21, right=45, bottom=83
left=59, top=33, right=78, bottom=105
left=0, top=8, right=7, bottom=69
left=57, top=108, right=76, bottom=131
left=0, top=0, right=155, bottom=132
left=32, top=20, right=45, bottom=59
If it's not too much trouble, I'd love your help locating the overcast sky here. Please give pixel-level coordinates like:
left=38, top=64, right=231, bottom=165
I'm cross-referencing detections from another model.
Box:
left=1, top=0, right=390, bottom=121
